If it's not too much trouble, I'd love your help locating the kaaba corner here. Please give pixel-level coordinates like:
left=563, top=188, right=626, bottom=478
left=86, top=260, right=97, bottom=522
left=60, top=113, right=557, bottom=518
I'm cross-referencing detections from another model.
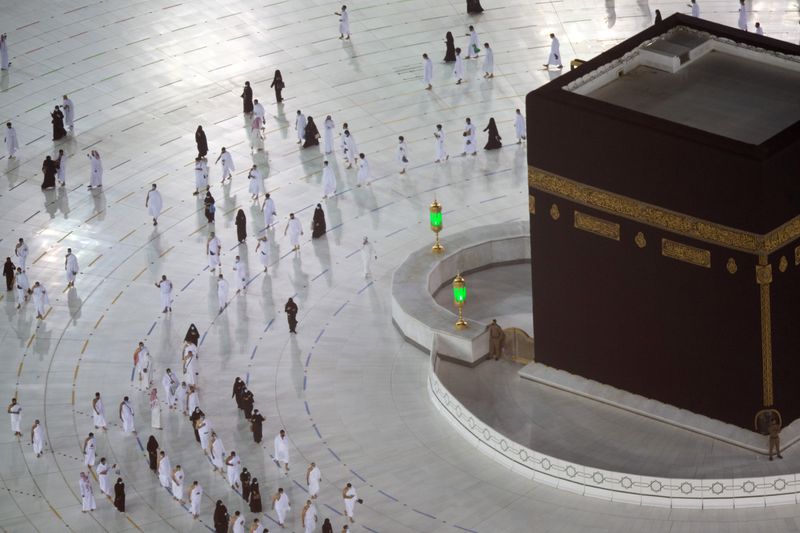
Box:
left=526, top=13, right=800, bottom=430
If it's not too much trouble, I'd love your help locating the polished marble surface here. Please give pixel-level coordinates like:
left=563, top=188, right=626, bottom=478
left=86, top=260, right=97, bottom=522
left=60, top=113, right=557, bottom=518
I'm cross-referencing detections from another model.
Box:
left=2, top=0, right=800, bottom=531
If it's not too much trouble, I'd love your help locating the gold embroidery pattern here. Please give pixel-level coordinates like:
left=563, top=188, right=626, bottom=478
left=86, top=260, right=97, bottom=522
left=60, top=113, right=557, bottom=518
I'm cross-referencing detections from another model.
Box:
left=529, top=195, right=535, bottom=215
left=574, top=211, right=620, bottom=241
left=529, top=167, right=800, bottom=255
left=779, top=256, right=788, bottom=273
left=634, top=232, right=646, bottom=248
left=550, top=204, right=560, bottom=221
left=661, top=239, right=711, bottom=268
left=758, top=256, right=774, bottom=407
left=795, top=245, right=800, bottom=266
left=726, top=258, right=737, bottom=274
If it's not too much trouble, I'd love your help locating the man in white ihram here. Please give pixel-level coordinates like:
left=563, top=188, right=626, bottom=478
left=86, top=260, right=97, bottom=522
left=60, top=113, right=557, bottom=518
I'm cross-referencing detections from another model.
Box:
left=119, top=396, right=136, bottom=434
left=155, top=275, right=173, bottom=313
left=207, top=232, right=221, bottom=274
left=544, top=33, right=563, bottom=69
left=65, top=247, right=79, bottom=288
left=217, top=273, right=229, bottom=313
left=306, top=462, right=322, bottom=499
left=274, top=429, right=290, bottom=473
left=146, top=184, right=163, bottom=226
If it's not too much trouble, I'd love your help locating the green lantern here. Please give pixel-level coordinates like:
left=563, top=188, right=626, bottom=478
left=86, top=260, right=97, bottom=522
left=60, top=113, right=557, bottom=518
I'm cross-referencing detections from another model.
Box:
left=429, top=198, right=444, bottom=253
left=452, top=273, right=468, bottom=329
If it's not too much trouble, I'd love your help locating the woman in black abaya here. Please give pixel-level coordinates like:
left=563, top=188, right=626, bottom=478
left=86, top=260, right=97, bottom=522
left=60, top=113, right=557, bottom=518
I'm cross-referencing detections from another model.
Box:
left=467, top=0, right=485, bottom=13
left=235, top=209, right=247, bottom=243
left=311, top=204, right=326, bottom=239
left=41, top=156, right=57, bottom=190
left=213, top=500, right=229, bottom=533
left=444, top=31, right=456, bottom=62
left=51, top=106, right=67, bottom=140
left=195, top=125, right=208, bottom=157
left=303, top=116, right=320, bottom=148
left=483, top=117, right=502, bottom=150
left=204, top=191, right=216, bottom=223
left=146, top=435, right=159, bottom=471
left=184, top=323, right=200, bottom=346
left=113, top=478, right=125, bottom=512
left=271, top=70, right=285, bottom=102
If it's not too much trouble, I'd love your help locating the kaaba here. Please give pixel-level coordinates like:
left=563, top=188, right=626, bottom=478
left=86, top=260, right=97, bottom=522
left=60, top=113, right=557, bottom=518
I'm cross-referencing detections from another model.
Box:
left=527, top=14, right=800, bottom=430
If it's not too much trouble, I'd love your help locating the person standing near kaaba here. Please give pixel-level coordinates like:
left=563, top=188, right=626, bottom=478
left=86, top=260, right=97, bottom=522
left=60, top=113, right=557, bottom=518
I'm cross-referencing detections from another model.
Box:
left=769, top=415, right=783, bottom=460
left=486, top=319, right=505, bottom=360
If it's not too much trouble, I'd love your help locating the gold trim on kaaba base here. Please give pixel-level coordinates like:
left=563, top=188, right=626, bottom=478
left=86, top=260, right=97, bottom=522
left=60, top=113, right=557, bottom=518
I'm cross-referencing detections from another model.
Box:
left=661, top=238, right=711, bottom=268
left=574, top=211, right=620, bottom=241
left=529, top=167, right=800, bottom=255
left=758, top=255, right=774, bottom=407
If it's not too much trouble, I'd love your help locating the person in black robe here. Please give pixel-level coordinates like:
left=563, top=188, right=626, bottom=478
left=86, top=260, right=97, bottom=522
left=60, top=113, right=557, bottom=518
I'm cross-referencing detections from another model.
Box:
left=146, top=435, right=159, bottom=471
left=51, top=106, right=67, bottom=140
left=285, top=297, right=298, bottom=333
left=189, top=407, right=204, bottom=442
left=232, top=377, right=245, bottom=409
left=204, top=191, right=216, bottom=223
left=240, top=468, right=251, bottom=501
left=467, top=0, right=484, bottom=13
left=249, top=478, right=262, bottom=513
left=241, top=389, right=254, bottom=419
left=483, top=117, right=502, bottom=150
left=3, top=258, right=15, bottom=291
left=213, top=500, right=229, bottom=533
left=303, top=117, right=320, bottom=148
left=444, top=32, right=456, bottom=62
left=241, top=81, right=253, bottom=114
left=184, top=323, right=200, bottom=346
left=270, top=70, right=284, bottom=103
left=113, top=478, right=125, bottom=512
left=250, top=409, right=265, bottom=443
left=41, top=156, right=57, bottom=190
left=311, top=204, right=326, bottom=239
left=322, top=518, right=334, bottom=533
left=195, top=125, right=208, bottom=157
left=235, top=209, right=247, bottom=243
left=654, top=9, right=662, bottom=23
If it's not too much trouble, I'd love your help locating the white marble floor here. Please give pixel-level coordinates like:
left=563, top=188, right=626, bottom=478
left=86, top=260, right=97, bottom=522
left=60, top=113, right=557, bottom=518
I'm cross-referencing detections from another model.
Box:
left=2, top=0, right=800, bottom=532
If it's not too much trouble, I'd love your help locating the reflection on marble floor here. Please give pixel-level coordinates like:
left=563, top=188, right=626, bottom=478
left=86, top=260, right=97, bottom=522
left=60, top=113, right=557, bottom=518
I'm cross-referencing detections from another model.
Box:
left=2, top=0, right=800, bottom=531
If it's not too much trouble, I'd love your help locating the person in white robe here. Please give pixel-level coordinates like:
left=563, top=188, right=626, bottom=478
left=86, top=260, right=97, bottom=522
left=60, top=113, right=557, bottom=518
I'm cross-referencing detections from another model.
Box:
left=14, top=267, right=29, bottom=309
left=251, top=518, right=265, bottom=533
left=183, top=349, right=198, bottom=387
left=361, top=236, right=376, bottom=278
left=323, top=116, right=336, bottom=154
left=343, top=482, right=358, bottom=523
left=62, top=95, right=74, bottom=131
left=247, top=165, right=265, bottom=200
left=482, top=42, right=494, bottom=78
left=7, top=398, right=22, bottom=436
left=250, top=115, right=264, bottom=152
left=215, top=147, right=234, bottom=183
left=83, top=432, right=96, bottom=468
left=150, top=388, right=162, bottom=429
left=217, top=274, right=229, bottom=313
left=197, top=417, right=211, bottom=451
left=189, top=481, right=203, bottom=518
left=64, top=248, right=79, bottom=288
left=155, top=275, right=173, bottom=313
left=302, top=500, right=317, bottom=533
left=210, top=431, right=225, bottom=471
left=15, top=238, right=28, bottom=272
left=171, top=465, right=185, bottom=502
left=423, top=53, right=433, bottom=89
left=31, top=419, right=44, bottom=457
left=233, top=256, right=248, bottom=293
left=231, top=511, right=246, bottom=533
left=396, top=137, right=408, bottom=174
left=225, top=451, right=241, bottom=488
left=0, top=34, right=9, bottom=71
left=262, top=193, right=277, bottom=230
left=322, top=160, right=337, bottom=198
left=194, top=157, right=208, bottom=195
left=97, top=458, right=112, bottom=497
left=755, top=21, right=764, bottom=34
left=514, top=109, right=526, bottom=143
left=274, top=429, right=290, bottom=472
left=284, top=214, right=303, bottom=251
left=306, top=462, right=322, bottom=498
left=162, top=369, right=178, bottom=409
left=256, top=237, right=271, bottom=273
left=343, top=129, right=358, bottom=168
left=31, top=281, right=49, bottom=319
left=4, top=122, right=18, bottom=159
left=158, top=452, right=171, bottom=488
left=434, top=124, right=448, bottom=162
left=738, top=0, right=747, bottom=30
left=295, top=110, right=307, bottom=144
left=462, top=118, right=477, bottom=155
left=134, top=342, right=152, bottom=391
left=87, top=150, right=103, bottom=189
left=335, top=6, right=350, bottom=39
left=272, top=488, right=291, bottom=526
left=453, top=48, right=464, bottom=84
left=544, top=33, right=562, bottom=68
left=187, top=386, right=200, bottom=414
left=207, top=232, right=222, bottom=273
left=253, top=99, right=266, bottom=126
left=176, top=382, right=187, bottom=414
left=119, top=396, right=136, bottom=434
left=356, top=153, right=372, bottom=186
left=79, top=472, right=96, bottom=512
left=146, top=184, right=163, bottom=226
left=56, top=149, right=67, bottom=186
left=92, top=392, right=107, bottom=429
left=687, top=0, right=700, bottom=17
left=464, top=25, right=480, bottom=59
